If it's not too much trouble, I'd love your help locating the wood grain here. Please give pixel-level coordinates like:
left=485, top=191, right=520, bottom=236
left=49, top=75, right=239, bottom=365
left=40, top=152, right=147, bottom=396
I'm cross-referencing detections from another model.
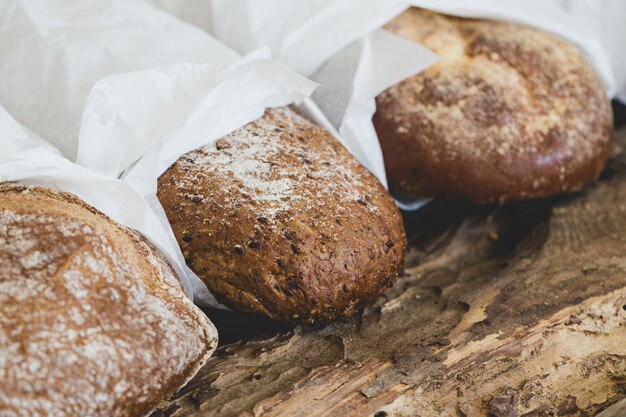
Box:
left=154, top=128, right=626, bottom=417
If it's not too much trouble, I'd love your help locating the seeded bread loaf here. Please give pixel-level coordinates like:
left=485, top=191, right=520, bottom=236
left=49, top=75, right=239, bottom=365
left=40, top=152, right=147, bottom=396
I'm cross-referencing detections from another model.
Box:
left=0, top=183, right=217, bottom=417
left=374, top=8, right=613, bottom=203
left=158, top=107, right=406, bottom=323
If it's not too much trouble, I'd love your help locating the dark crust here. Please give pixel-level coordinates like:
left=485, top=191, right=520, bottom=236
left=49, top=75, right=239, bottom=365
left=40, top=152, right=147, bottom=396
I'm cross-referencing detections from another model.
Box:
left=157, top=107, right=407, bottom=324
left=373, top=8, right=613, bottom=203
left=0, top=182, right=216, bottom=417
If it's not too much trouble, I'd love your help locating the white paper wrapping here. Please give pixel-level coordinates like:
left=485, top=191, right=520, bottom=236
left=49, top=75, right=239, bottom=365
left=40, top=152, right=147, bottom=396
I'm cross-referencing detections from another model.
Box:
left=0, top=0, right=318, bottom=307
left=0, top=0, right=240, bottom=160
left=209, top=0, right=410, bottom=77
left=79, top=51, right=317, bottom=183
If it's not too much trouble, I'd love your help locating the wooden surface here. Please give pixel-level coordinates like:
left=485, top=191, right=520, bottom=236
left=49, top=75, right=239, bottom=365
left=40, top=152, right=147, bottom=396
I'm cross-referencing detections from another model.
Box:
left=155, top=126, right=626, bottom=417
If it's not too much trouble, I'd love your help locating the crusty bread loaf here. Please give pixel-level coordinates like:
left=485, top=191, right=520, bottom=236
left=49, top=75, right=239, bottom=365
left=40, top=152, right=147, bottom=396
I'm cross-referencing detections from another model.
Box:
left=158, top=107, right=406, bottom=323
left=0, top=183, right=217, bottom=417
left=374, top=8, right=613, bottom=203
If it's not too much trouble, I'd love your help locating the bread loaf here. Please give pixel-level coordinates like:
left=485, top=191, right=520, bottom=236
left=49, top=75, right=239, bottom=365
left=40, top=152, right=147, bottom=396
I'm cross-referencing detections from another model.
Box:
left=374, top=8, right=613, bottom=203
left=158, top=107, right=406, bottom=323
left=0, top=183, right=217, bottom=417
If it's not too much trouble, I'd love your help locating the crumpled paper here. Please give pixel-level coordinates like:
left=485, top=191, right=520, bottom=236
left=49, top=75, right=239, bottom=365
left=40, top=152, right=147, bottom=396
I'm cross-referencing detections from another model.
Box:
left=0, top=0, right=318, bottom=306
left=0, top=0, right=239, bottom=160
left=79, top=50, right=317, bottom=183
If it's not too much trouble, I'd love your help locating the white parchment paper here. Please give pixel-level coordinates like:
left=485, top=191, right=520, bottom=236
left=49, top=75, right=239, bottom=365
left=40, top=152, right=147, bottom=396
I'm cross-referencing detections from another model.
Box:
left=0, top=0, right=239, bottom=160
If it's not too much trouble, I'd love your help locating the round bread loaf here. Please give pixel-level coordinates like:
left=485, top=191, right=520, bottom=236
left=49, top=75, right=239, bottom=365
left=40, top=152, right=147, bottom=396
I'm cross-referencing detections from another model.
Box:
left=374, top=8, right=613, bottom=203
left=0, top=183, right=217, bottom=417
left=157, top=107, right=406, bottom=324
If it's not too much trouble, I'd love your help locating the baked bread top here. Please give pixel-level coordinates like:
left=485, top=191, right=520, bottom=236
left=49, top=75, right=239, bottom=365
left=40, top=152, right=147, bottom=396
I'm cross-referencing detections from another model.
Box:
left=158, top=107, right=406, bottom=323
left=374, top=8, right=613, bottom=202
left=0, top=183, right=217, bottom=417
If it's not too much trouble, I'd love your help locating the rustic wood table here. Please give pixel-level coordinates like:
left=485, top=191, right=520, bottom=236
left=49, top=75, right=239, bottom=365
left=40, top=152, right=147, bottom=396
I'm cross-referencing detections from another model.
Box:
left=155, top=108, right=626, bottom=417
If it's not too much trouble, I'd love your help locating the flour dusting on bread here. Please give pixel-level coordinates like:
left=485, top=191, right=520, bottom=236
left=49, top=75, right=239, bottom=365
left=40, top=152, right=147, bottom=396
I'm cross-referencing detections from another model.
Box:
left=172, top=107, right=376, bottom=222
left=0, top=183, right=217, bottom=417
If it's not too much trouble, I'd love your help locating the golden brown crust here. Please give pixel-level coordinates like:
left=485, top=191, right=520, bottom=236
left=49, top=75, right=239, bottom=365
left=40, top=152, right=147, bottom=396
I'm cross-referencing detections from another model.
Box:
left=374, top=8, right=613, bottom=203
left=157, top=107, right=406, bottom=323
left=0, top=182, right=217, bottom=417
